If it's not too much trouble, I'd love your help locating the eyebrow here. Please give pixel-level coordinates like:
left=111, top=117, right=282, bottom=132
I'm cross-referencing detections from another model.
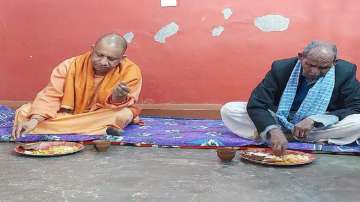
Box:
left=95, top=51, right=121, bottom=60
left=108, top=57, right=119, bottom=60
left=306, top=61, right=332, bottom=68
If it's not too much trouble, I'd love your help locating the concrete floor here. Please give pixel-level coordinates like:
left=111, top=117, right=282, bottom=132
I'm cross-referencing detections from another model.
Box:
left=0, top=143, right=359, bottom=202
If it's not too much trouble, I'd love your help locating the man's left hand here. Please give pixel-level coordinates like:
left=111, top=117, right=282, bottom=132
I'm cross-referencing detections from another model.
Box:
left=293, top=118, right=315, bottom=139
left=12, top=119, right=39, bottom=139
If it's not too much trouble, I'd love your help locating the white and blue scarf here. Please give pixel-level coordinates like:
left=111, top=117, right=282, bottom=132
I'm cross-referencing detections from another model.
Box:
left=276, top=60, right=335, bottom=132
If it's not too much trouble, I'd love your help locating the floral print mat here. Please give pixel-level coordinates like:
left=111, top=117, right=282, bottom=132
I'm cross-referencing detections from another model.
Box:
left=1, top=105, right=360, bottom=153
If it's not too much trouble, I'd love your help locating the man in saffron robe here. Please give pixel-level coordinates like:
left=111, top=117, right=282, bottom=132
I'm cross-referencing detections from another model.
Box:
left=12, top=33, right=142, bottom=139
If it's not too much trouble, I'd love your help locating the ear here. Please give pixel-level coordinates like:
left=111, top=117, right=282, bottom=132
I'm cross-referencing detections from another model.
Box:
left=298, top=52, right=303, bottom=60
left=90, top=45, right=95, bottom=51
left=333, top=55, right=338, bottom=63
left=332, top=60, right=337, bottom=67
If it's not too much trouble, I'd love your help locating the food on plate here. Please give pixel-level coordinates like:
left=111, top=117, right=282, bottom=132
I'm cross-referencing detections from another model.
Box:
left=23, top=145, right=80, bottom=155
left=241, top=151, right=310, bottom=164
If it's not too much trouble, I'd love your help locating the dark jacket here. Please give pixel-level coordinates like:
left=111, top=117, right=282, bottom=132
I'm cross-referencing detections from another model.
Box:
left=246, top=57, right=360, bottom=133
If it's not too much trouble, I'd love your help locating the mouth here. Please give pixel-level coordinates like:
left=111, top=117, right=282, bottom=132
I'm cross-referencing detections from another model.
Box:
left=94, top=66, right=109, bottom=71
left=306, top=75, right=320, bottom=81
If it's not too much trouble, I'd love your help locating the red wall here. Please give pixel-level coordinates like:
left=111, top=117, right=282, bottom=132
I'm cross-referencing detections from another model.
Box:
left=1, top=0, right=360, bottom=104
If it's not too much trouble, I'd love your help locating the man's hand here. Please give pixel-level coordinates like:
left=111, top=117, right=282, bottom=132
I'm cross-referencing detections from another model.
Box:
left=12, top=119, right=39, bottom=139
left=269, top=128, right=288, bottom=156
left=293, top=118, right=314, bottom=139
left=111, top=82, right=130, bottom=103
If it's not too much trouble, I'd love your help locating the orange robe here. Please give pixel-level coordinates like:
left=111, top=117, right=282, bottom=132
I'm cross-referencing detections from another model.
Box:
left=14, top=52, right=142, bottom=135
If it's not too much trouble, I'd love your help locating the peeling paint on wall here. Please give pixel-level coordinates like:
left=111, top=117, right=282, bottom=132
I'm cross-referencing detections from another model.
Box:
left=211, top=26, right=224, bottom=37
left=222, top=8, right=233, bottom=20
left=254, top=14, right=290, bottom=32
left=160, top=0, right=177, bottom=7
left=123, top=32, right=134, bottom=43
left=154, top=22, right=179, bottom=43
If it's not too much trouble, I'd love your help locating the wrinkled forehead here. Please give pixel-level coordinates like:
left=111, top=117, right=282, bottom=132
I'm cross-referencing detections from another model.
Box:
left=304, top=49, right=335, bottom=65
left=94, top=42, right=125, bottom=57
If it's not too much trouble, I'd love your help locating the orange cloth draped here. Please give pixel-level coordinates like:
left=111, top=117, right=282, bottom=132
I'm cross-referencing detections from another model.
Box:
left=61, top=52, right=140, bottom=114
left=14, top=52, right=142, bottom=135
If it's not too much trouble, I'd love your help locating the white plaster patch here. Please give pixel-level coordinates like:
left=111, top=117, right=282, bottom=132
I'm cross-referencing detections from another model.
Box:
left=154, top=22, right=179, bottom=43
left=222, top=8, right=233, bottom=20
left=254, top=14, right=290, bottom=32
left=211, top=26, right=224, bottom=37
left=123, top=32, right=134, bottom=43
left=161, top=0, right=177, bottom=7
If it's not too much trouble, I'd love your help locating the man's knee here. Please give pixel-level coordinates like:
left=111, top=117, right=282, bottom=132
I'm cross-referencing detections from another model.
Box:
left=114, top=108, right=133, bottom=127
left=340, top=113, right=360, bottom=123
left=220, top=102, right=247, bottom=119
left=331, top=113, right=360, bottom=131
left=220, top=103, right=230, bottom=119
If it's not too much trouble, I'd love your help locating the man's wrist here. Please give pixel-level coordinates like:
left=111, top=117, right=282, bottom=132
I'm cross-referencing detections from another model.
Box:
left=306, top=117, right=315, bottom=126
left=308, top=118, right=323, bottom=128
left=110, top=94, right=128, bottom=104
left=30, top=115, right=46, bottom=123
left=260, top=125, right=281, bottom=142
left=29, top=118, right=40, bottom=125
left=268, top=128, right=283, bottom=138
left=269, top=127, right=281, bottom=134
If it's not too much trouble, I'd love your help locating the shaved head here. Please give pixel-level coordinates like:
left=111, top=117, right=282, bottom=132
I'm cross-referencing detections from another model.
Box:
left=95, top=33, right=127, bottom=54
left=91, top=33, right=128, bottom=75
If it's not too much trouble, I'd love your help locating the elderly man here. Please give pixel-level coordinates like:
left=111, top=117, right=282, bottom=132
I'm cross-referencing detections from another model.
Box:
left=221, top=41, right=360, bottom=156
left=12, top=33, right=142, bottom=139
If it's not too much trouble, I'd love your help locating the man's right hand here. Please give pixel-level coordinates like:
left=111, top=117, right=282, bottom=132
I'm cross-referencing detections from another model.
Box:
left=269, top=128, right=288, bottom=156
left=111, top=82, right=130, bottom=103
left=12, top=119, right=39, bottom=139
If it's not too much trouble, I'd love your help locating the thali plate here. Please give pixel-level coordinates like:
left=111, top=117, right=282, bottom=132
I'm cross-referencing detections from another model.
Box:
left=14, top=141, right=85, bottom=157
left=239, top=147, right=315, bottom=166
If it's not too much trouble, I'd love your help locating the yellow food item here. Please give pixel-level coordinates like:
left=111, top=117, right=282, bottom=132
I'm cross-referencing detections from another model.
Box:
left=28, top=145, right=79, bottom=155
left=243, top=151, right=310, bottom=164
left=263, top=153, right=310, bottom=164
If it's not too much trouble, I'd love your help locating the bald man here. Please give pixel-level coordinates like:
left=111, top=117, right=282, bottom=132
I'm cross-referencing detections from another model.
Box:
left=13, top=33, right=142, bottom=139
left=221, top=41, right=360, bottom=156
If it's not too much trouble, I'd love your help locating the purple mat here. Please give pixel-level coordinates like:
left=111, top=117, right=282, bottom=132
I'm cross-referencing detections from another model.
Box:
left=1, top=105, right=360, bottom=153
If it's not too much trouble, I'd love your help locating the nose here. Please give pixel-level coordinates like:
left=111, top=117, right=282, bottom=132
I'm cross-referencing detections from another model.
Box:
left=100, top=57, right=109, bottom=66
left=310, top=66, right=320, bottom=76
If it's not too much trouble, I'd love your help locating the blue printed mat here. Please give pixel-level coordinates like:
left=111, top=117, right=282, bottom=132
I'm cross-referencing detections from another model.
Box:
left=1, top=105, right=360, bottom=153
